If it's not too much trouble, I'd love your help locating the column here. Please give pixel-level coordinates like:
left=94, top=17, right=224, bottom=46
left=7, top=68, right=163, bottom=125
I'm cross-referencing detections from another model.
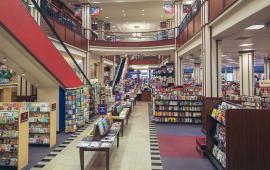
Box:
left=264, top=55, right=270, bottom=80
left=178, top=56, right=184, bottom=85
left=194, top=62, right=201, bottom=84
left=81, top=3, right=91, bottom=39
left=232, top=67, right=240, bottom=82
left=239, top=51, right=254, bottom=96
left=98, top=22, right=105, bottom=40
left=81, top=3, right=91, bottom=82
left=174, top=1, right=182, bottom=37
left=201, top=0, right=222, bottom=97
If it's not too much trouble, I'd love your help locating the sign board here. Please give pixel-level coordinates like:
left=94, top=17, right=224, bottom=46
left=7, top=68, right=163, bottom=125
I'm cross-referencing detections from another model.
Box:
left=259, top=80, right=270, bottom=87
left=115, top=93, right=122, bottom=101
left=21, top=112, right=28, bottom=123
left=98, top=104, right=107, bottom=115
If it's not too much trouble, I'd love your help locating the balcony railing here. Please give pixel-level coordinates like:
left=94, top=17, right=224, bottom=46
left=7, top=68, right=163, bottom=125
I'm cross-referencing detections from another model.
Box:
left=176, top=0, right=201, bottom=48
left=37, top=0, right=87, bottom=50
left=90, top=28, right=175, bottom=42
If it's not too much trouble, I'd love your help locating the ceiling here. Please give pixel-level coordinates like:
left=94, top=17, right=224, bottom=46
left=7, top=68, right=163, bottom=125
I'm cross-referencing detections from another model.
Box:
left=90, top=1, right=174, bottom=32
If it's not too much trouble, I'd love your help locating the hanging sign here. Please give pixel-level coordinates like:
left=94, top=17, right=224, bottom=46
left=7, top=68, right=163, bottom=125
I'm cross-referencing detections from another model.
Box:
left=115, top=93, right=122, bottom=101
left=259, top=80, right=270, bottom=87
left=98, top=104, right=107, bottom=115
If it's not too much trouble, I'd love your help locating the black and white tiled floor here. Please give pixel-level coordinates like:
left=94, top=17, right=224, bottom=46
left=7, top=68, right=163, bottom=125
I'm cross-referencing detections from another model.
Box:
left=149, top=107, right=163, bottom=170
left=31, top=117, right=96, bottom=169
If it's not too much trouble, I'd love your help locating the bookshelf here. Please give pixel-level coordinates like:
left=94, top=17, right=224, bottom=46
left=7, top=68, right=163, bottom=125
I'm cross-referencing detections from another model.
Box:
left=206, top=101, right=270, bottom=170
left=65, top=87, right=85, bottom=132
left=27, top=103, right=56, bottom=147
left=0, top=110, right=28, bottom=170
left=153, top=94, right=203, bottom=124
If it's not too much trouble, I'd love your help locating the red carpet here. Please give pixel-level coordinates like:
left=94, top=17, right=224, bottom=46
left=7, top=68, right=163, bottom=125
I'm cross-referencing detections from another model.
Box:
left=158, top=135, right=203, bottom=158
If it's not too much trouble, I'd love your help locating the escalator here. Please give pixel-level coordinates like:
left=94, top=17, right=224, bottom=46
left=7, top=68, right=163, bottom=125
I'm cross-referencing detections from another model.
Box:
left=112, top=57, right=126, bottom=94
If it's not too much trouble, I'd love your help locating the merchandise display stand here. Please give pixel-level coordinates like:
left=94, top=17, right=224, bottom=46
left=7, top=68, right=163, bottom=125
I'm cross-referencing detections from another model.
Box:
left=65, top=87, right=85, bottom=132
left=206, top=101, right=270, bottom=169
left=0, top=102, right=56, bottom=147
left=202, top=97, right=222, bottom=133
left=28, top=103, right=56, bottom=147
left=0, top=110, right=29, bottom=170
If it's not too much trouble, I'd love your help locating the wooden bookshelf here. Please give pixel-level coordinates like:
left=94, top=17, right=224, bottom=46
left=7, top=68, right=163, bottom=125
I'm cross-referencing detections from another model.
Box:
left=0, top=110, right=29, bottom=170
left=206, top=102, right=270, bottom=170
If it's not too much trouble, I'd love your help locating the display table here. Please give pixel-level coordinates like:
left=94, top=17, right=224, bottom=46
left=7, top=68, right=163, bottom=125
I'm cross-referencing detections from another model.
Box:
left=112, top=108, right=130, bottom=136
left=77, top=122, right=121, bottom=170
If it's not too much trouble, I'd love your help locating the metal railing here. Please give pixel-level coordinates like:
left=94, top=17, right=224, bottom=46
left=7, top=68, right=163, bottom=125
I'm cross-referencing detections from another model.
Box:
left=90, top=28, right=175, bottom=42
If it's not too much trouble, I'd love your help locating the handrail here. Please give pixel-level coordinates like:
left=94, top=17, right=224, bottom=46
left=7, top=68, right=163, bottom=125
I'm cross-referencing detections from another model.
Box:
left=40, top=0, right=83, bottom=35
left=176, top=0, right=201, bottom=34
left=30, top=0, right=92, bottom=87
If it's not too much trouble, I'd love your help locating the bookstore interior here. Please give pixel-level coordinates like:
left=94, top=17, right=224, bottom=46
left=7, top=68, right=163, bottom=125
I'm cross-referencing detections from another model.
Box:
left=1, top=0, right=270, bottom=169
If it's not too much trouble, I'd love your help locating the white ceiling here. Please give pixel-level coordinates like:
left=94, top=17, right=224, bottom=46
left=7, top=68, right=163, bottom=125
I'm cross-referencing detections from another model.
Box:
left=91, top=1, right=174, bottom=32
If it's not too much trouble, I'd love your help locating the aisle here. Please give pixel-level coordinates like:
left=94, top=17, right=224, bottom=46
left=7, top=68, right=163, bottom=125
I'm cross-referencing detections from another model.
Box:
left=32, top=102, right=151, bottom=170
left=155, top=124, right=214, bottom=170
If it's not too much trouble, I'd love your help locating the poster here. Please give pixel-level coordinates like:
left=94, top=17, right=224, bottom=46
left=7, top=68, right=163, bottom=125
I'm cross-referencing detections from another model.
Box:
left=74, top=6, right=81, bottom=17
left=164, top=4, right=174, bottom=14
left=90, top=7, right=100, bottom=16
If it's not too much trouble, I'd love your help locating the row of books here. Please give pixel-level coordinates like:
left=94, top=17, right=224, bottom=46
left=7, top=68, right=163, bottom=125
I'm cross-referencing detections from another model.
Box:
left=154, top=111, right=201, bottom=117
left=212, top=145, right=226, bottom=168
left=155, top=106, right=202, bottom=111
left=29, top=135, right=49, bottom=144
left=155, top=100, right=202, bottom=106
left=155, top=95, right=202, bottom=101
left=154, top=117, right=202, bottom=124
left=211, top=102, right=241, bottom=126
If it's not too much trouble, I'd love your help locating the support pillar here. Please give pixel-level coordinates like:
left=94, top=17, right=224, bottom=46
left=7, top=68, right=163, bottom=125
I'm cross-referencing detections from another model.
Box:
left=232, top=67, right=240, bottom=82
left=178, top=57, right=184, bottom=86
left=201, top=0, right=222, bottom=97
left=81, top=3, right=91, bottom=39
left=264, top=55, right=270, bottom=80
left=174, top=1, right=182, bottom=37
left=81, top=3, right=91, bottom=82
left=239, top=51, right=254, bottom=96
left=194, top=62, right=201, bottom=85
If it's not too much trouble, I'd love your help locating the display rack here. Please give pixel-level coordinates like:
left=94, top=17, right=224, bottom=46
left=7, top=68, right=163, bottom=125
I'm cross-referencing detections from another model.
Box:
left=27, top=103, right=56, bottom=147
left=65, top=87, right=85, bottom=133
left=259, top=87, right=270, bottom=109
left=0, top=110, right=28, bottom=170
left=153, top=94, right=203, bottom=124
left=206, top=101, right=270, bottom=170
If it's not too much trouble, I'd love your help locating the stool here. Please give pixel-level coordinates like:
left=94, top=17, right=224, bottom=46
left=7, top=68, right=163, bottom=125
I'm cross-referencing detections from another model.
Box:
left=196, top=137, right=207, bottom=157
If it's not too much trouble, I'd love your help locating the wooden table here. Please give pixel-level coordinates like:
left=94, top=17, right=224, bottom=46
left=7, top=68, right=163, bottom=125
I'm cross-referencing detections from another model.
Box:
left=77, top=123, right=121, bottom=170
left=112, top=108, right=130, bottom=136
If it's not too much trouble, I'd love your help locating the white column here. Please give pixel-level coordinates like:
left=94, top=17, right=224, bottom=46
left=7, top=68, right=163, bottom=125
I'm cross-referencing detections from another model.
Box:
left=81, top=4, right=91, bottom=39
left=239, top=51, right=254, bottom=96
left=264, top=55, right=270, bottom=80
left=194, top=62, right=201, bottom=84
left=201, top=0, right=221, bottom=97
left=233, top=67, right=240, bottom=81
left=174, top=1, right=182, bottom=37
left=98, top=22, right=104, bottom=40
left=179, top=57, right=184, bottom=85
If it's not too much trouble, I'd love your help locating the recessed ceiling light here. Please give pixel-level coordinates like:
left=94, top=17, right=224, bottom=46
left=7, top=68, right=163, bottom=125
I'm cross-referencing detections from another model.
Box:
left=221, top=55, right=227, bottom=57
left=123, top=13, right=126, bottom=17
left=2, top=58, right=7, bottom=62
left=245, top=25, right=264, bottom=30
left=105, top=16, right=109, bottom=19
left=113, top=25, right=116, bottom=28
left=142, top=9, right=145, bottom=12
left=142, top=13, right=144, bottom=16
left=186, top=0, right=193, bottom=5
left=239, top=43, right=253, bottom=47
left=100, top=8, right=103, bottom=11
left=22, top=73, right=25, bottom=76
left=122, top=10, right=125, bottom=12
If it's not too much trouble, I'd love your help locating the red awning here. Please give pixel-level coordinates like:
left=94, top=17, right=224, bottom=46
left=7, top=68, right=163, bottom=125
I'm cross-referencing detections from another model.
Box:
left=0, top=0, right=83, bottom=88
